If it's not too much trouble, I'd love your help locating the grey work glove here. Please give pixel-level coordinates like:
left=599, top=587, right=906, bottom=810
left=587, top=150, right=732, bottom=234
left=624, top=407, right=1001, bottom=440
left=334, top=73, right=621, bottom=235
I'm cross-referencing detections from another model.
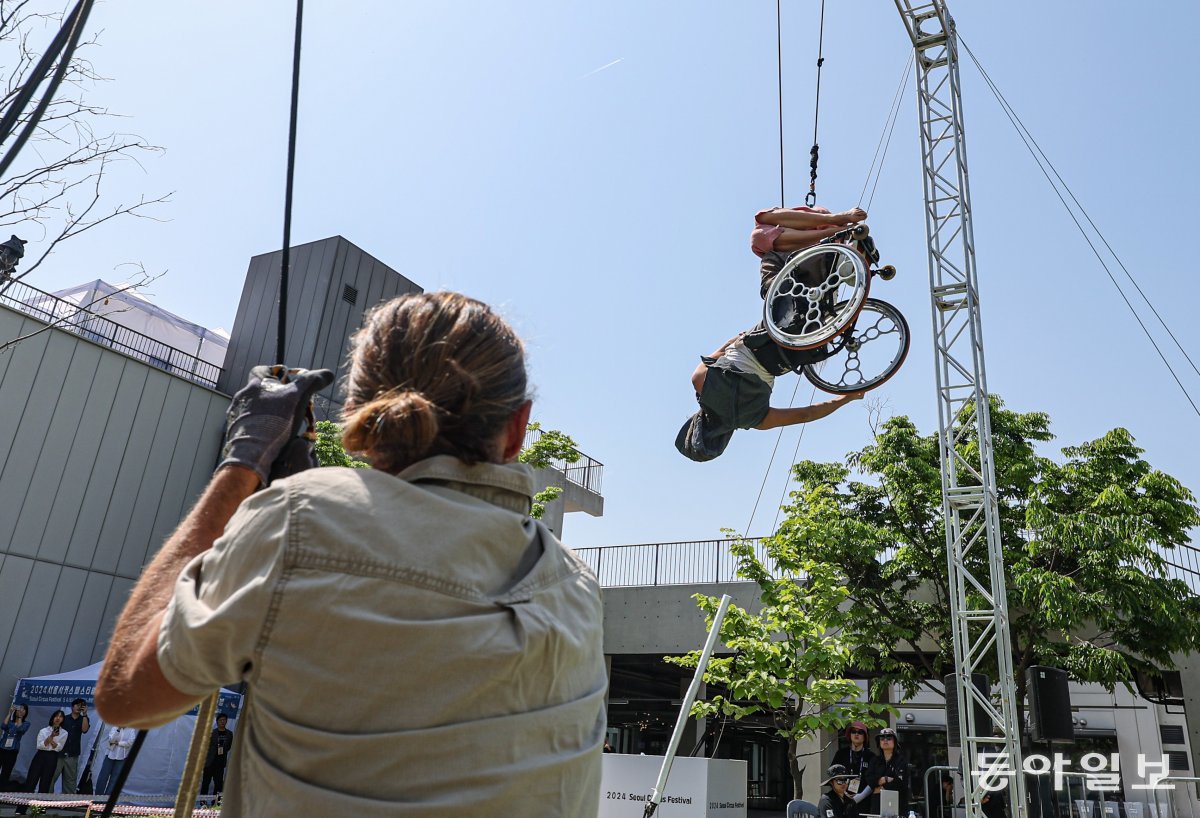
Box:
left=218, top=365, right=335, bottom=486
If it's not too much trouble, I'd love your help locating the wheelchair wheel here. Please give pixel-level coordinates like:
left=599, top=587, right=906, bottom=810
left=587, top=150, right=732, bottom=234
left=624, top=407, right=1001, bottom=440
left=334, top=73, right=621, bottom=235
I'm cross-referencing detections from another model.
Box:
left=802, top=298, right=909, bottom=394
left=762, top=243, right=870, bottom=350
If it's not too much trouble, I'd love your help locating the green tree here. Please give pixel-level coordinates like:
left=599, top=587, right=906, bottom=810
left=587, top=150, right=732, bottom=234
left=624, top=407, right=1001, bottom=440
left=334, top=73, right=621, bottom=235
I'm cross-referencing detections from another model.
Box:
left=668, top=549, right=894, bottom=800
left=773, top=397, right=1200, bottom=732
left=313, top=419, right=579, bottom=521
left=519, top=421, right=581, bottom=520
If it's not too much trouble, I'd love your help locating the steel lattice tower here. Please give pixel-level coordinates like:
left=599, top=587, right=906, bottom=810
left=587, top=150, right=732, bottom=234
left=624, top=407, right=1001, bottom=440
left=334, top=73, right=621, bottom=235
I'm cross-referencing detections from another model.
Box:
left=893, top=3, right=1027, bottom=817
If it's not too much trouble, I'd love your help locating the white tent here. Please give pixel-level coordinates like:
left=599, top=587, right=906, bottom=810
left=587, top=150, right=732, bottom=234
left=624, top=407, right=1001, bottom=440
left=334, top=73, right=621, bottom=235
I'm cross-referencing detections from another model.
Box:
left=11, top=662, right=242, bottom=798
left=19, top=280, right=229, bottom=385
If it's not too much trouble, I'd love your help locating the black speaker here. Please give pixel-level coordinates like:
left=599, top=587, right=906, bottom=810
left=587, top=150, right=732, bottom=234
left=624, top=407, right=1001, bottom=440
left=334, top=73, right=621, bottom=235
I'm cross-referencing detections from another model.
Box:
left=1027, top=666, right=1074, bottom=744
left=945, top=673, right=992, bottom=748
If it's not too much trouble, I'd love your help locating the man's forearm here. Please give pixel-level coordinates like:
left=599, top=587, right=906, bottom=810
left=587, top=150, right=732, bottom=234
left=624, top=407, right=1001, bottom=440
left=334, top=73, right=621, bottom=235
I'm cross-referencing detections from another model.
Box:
left=96, top=466, right=258, bottom=724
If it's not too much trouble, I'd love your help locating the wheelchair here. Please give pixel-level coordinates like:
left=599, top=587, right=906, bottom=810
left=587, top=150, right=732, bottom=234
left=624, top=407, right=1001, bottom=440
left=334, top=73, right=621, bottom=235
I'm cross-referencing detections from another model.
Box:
left=761, top=224, right=910, bottom=395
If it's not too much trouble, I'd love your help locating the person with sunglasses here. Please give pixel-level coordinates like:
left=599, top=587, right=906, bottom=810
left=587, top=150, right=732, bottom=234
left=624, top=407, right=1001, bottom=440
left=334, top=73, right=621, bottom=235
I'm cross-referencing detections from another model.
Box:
left=864, top=727, right=912, bottom=816
left=818, top=763, right=860, bottom=818
left=832, top=721, right=877, bottom=802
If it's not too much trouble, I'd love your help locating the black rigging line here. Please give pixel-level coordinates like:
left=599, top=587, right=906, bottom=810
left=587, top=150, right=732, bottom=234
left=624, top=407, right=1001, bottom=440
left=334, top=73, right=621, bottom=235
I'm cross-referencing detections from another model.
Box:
left=278, top=0, right=305, bottom=365
left=805, top=0, right=826, bottom=207
left=960, top=38, right=1200, bottom=419
left=0, top=0, right=97, bottom=182
left=776, top=0, right=785, bottom=207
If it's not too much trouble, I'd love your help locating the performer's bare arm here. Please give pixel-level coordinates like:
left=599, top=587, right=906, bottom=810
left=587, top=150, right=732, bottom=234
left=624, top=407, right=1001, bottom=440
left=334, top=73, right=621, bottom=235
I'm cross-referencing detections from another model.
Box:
left=754, top=391, right=865, bottom=430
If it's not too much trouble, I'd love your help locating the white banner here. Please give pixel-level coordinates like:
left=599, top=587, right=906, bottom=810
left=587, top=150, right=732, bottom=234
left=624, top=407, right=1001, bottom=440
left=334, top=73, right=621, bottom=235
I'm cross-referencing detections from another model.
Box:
left=599, top=754, right=747, bottom=818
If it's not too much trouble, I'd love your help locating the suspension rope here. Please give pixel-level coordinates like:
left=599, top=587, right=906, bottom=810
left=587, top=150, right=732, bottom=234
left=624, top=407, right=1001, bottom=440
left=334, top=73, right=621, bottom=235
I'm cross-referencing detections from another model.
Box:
left=277, top=0, right=305, bottom=365
left=857, top=52, right=914, bottom=211
left=743, top=377, right=801, bottom=537
left=961, top=38, right=1200, bottom=419
left=0, top=0, right=97, bottom=182
left=805, top=0, right=826, bottom=207
left=776, top=0, right=785, bottom=207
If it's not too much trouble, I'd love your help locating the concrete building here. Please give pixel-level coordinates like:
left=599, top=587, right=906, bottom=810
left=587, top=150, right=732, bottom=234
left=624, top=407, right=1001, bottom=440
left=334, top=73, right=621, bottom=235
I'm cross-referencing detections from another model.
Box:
left=585, top=538, right=1200, bottom=815
left=0, top=235, right=603, bottom=699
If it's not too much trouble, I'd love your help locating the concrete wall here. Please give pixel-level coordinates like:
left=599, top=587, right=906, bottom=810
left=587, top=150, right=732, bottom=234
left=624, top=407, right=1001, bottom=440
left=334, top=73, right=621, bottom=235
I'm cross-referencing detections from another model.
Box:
left=217, top=236, right=422, bottom=417
left=0, top=304, right=227, bottom=696
left=601, top=582, right=763, bottom=655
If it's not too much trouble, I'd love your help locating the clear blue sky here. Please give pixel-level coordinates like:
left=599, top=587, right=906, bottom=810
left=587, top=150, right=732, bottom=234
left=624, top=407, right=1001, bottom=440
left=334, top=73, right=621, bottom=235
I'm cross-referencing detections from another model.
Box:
left=29, top=1, right=1200, bottom=549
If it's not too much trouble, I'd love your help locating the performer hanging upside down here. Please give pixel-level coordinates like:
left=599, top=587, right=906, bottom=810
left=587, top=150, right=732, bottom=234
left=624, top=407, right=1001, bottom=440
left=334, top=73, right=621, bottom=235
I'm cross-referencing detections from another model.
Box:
left=674, top=204, right=870, bottom=462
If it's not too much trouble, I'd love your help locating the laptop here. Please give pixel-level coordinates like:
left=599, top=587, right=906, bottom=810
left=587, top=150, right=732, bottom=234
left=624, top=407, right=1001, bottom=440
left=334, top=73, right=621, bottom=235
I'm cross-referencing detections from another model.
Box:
left=880, top=790, right=900, bottom=818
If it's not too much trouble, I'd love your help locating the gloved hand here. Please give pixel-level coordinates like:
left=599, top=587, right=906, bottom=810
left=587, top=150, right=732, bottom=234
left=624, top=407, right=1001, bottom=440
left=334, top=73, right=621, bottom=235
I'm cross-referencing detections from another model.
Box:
left=218, top=365, right=334, bottom=486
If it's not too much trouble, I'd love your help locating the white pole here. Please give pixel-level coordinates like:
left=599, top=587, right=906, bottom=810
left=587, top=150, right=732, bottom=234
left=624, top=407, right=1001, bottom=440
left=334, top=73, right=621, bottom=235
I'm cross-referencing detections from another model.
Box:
left=644, top=594, right=733, bottom=817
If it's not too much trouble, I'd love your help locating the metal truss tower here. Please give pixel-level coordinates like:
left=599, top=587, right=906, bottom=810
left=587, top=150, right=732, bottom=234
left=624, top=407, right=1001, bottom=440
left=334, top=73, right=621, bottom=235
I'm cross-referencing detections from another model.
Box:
left=892, top=3, right=1027, bottom=817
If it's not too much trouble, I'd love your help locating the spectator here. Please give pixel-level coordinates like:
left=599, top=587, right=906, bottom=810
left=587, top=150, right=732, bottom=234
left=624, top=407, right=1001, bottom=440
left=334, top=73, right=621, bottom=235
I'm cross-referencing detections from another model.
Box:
left=201, top=714, right=234, bottom=797
left=96, top=292, right=608, bottom=817
left=94, top=725, right=137, bottom=796
left=51, top=699, right=89, bottom=794
left=0, top=705, right=30, bottom=788
left=832, top=721, right=877, bottom=801
left=863, top=727, right=911, bottom=816
left=22, top=711, right=67, bottom=803
left=818, top=763, right=859, bottom=818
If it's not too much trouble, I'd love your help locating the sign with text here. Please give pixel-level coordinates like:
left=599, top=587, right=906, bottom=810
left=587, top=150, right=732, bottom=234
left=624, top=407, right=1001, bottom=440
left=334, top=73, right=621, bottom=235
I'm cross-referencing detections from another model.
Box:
left=599, top=754, right=748, bottom=818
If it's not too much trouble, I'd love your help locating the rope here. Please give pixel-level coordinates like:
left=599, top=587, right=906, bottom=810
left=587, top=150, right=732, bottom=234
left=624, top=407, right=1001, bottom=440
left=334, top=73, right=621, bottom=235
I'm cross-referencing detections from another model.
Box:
left=805, top=0, right=826, bottom=207
left=776, top=0, right=785, bottom=207
left=960, top=37, right=1200, bottom=420
left=0, top=0, right=97, bottom=181
left=742, top=376, right=801, bottom=536
left=857, top=52, right=914, bottom=211
left=173, top=693, right=219, bottom=818
left=277, top=0, right=305, bottom=365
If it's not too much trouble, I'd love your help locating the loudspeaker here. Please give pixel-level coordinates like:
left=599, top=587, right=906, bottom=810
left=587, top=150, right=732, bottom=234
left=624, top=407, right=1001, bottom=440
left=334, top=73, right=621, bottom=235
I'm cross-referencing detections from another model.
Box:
left=945, top=673, right=992, bottom=748
left=1027, top=666, right=1074, bottom=744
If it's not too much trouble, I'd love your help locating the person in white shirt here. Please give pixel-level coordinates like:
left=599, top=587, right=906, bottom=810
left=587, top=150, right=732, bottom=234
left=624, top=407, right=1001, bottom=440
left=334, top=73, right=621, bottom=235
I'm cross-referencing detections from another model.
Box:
left=24, top=711, right=67, bottom=797
left=94, top=726, right=137, bottom=795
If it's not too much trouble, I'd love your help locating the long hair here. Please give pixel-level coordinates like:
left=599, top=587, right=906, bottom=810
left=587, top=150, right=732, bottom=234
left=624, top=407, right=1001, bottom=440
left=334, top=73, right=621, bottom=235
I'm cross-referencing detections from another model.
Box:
left=342, top=292, right=528, bottom=473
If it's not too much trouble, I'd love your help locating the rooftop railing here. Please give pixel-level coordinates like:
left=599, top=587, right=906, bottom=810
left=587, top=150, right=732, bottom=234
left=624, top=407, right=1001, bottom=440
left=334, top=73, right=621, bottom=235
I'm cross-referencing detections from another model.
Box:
left=575, top=538, right=768, bottom=587
left=0, top=279, right=222, bottom=389
left=523, top=426, right=604, bottom=495
left=577, top=537, right=1200, bottom=593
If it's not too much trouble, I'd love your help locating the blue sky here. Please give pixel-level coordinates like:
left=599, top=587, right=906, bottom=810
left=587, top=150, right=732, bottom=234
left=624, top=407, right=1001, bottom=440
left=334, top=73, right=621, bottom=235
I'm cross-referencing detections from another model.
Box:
left=26, top=1, right=1200, bottom=549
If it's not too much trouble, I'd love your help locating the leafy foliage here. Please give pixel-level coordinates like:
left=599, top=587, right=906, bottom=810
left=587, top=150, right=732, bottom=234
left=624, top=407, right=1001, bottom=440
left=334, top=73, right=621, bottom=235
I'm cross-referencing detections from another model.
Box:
left=781, top=398, right=1200, bottom=723
left=674, top=398, right=1200, bottom=796
left=519, top=421, right=582, bottom=520
left=668, top=539, right=894, bottom=799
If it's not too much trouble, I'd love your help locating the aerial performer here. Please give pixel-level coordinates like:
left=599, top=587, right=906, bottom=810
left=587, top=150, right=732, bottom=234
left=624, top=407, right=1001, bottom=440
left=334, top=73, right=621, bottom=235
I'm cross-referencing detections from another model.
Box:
left=675, top=204, right=873, bottom=463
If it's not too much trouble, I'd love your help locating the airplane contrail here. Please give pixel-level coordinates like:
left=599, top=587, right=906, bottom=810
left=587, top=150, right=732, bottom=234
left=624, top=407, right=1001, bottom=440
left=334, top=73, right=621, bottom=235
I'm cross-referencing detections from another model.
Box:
left=581, top=58, right=623, bottom=79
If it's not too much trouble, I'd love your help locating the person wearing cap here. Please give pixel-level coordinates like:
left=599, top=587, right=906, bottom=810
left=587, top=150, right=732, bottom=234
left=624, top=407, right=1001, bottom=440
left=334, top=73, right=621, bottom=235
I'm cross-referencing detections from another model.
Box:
left=818, top=763, right=860, bottom=818
left=832, top=721, right=877, bottom=801
left=864, top=727, right=911, bottom=816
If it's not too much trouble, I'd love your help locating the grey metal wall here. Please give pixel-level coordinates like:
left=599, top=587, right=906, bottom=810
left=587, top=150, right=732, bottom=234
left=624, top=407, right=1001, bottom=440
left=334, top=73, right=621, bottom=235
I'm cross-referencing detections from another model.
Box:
left=217, top=236, right=422, bottom=418
left=0, top=304, right=227, bottom=697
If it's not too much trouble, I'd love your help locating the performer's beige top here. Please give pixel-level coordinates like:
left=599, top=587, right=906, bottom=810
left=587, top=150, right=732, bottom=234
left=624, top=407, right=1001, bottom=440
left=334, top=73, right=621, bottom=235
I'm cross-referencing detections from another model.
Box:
left=158, top=456, right=606, bottom=817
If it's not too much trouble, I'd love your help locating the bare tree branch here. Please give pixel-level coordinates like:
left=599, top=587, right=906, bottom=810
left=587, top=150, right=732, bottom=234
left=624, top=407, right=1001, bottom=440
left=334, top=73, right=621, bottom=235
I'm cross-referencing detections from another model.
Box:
left=0, top=1, right=168, bottom=287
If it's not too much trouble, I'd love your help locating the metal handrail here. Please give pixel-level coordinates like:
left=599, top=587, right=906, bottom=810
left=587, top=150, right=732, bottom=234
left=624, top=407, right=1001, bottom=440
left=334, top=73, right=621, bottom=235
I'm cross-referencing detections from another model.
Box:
left=0, top=278, right=223, bottom=389
left=577, top=538, right=1200, bottom=591
left=523, top=426, right=605, bottom=495
left=576, top=538, right=772, bottom=588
